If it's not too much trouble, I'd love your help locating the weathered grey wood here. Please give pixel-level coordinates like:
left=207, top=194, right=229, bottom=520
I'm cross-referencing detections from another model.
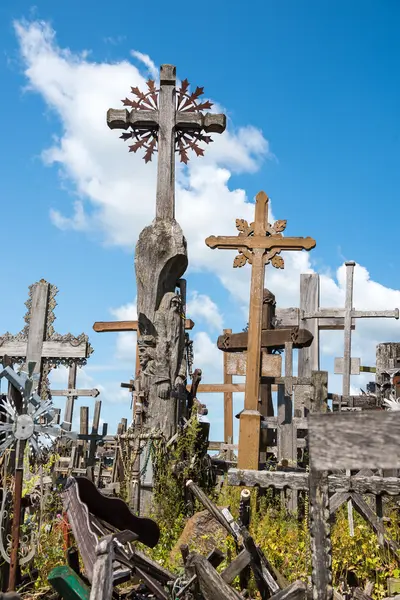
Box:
left=353, top=589, right=373, bottom=600
left=304, top=308, right=399, bottom=320
left=350, top=492, right=400, bottom=560
left=334, top=357, right=361, bottom=375
left=241, top=527, right=280, bottom=595
left=269, top=580, right=306, bottom=599
left=186, top=553, right=242, bottom=600
left=309, top=469, right=333, bottom=600
left=226, top=352, right=282, bottom=377
left=0, top=340, right=87, bottom=358
left=329, top=492, right=349, bottom=515
left=24, top=281, right=49, bottom=376
left=228, top=469, right=309, bottom=490
left=277, top=385, right=296, bottom=467
left=89, top=535, right=114, bottom=600
left=64, top=363, right=78, bottom=432
left=220, top=550, right=251, bottom=584
left=298, top=274, right=319, bottom=376
left=186, top=479, right=237, bottom=539
left=275, top=307, right=355, bottom=330
left=52, top=388, right=100, bottom=397
left=228, top=469, right=400, bottom=495
left=87, top=400, right=102, bottom=468
left=310, top=371, right=328, bottom=414
left=308, top=411, right=400, bottom=471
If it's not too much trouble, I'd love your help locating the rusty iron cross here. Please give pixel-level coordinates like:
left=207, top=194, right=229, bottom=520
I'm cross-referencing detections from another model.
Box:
left=107, top=64, right=226, bottom=221
left=206, top=191, right=316, bottom=470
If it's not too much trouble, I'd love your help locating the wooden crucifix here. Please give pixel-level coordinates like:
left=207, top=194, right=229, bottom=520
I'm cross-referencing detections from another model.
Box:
left=206, top=191, right=316, bottom=469
left=107, top=64, right=226, bottom=221
left=0, top=280, right=92, bottom=397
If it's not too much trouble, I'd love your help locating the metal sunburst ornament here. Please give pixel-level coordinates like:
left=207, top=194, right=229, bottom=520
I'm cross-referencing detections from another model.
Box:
left=0, top=362, right=75, bottom=455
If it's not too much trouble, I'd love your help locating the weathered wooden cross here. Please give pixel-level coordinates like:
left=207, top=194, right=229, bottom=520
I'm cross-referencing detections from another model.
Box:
left=107, top=64, right=226, bottom=221
left=0, top=280, right=92, bottom=397
left=330, top=261, right=399, bottom=401
left=206, top=191, right=316, bottom=469
left=50, top=362, right=100, bottom=431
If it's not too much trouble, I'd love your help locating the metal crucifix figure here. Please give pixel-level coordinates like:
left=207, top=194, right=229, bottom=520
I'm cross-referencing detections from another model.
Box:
left=206, top=191, right=316, bottom=469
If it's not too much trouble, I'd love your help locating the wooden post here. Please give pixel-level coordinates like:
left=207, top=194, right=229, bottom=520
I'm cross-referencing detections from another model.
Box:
left=78, top=407, right=89, bottom=469
left=64, top=363, right=77, bottom=432
left=87, top=400, right=102, bottom=468
left=206, top=192, right=316, bottom=469
left=223, top=329, right=233, bottom=458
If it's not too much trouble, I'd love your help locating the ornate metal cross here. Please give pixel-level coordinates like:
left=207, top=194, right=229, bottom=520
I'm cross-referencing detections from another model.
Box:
left=206, top=191, right=316, bottom=470
left=107, top=64, right=226, bottom=221
left=0, top=280, right=93, bottom=399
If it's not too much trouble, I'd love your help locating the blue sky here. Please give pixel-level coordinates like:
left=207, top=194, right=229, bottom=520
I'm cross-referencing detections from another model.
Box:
left=0, top=1, right=400, bottom=440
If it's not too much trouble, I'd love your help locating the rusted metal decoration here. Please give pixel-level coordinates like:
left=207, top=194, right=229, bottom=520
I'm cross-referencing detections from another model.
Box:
left=0, top=362, right=76, bottom=590
left=206, top=191, right=316, bottom=470
left=115, top=77, right=219, bottom=164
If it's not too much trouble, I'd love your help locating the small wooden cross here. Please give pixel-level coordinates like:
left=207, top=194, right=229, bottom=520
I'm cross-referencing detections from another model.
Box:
left=107, top=64, right=226, bottom=221
left=206, top=191, right=316, bottom=469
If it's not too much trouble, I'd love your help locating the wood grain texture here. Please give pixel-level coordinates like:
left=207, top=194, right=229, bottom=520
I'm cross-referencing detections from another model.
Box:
left=269, top=580, right=306, bottom=599
left=223, top=329, right=233, bottom=453
left=93, top=319, right=194, bottom=332
left=228, top=469, right=400, bottom=495
left=275, top=307, right=355, bottom=330
left=298, top=274, right=319, bottom=376
left=0, top=340, right=87, bottom=358
left=226, top=352, right=282, bottom=377
left=186, top=553, right=242, bottom=600
left=308, top=411, right=400, bottom=470
left=25, top=281, right=49, bottom=374
left=309, top=469, right=333, bottom=600
left=89, top=535, right=114, bottom=600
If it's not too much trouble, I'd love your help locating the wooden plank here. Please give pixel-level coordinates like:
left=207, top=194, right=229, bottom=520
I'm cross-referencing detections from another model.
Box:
left=93, top=318, right=195, bottom=332
left=0, top=340, right=87, bottom=358
left=64, top=363, right=78, bottom=432
left=89, top=535, right=114, bottom=600
left=88, top=400, right=102, bottom=468
left=269, top=581, right=307, bottom=599
left=309, top=469, right=333, bottom=600
left=298, top=273, right=319, bottom=376
left=223, top=329, right=233, bottom=455
left=334, top=357, right=360, bottom=375
left=186, top=553, right=242, bottom=600
left=228, top=469, right=400, bottom=496
left=220, top=550, right=251, bottom=584
left=52, top=388, right=100, bottom=397
left=226, top=352, right=282, bottom=377
left=191, top=383, right=279, bottom=393
left=218, top=327, right=313, bottom=352
left=25, top=281, right=49, bottom=374
left=275, top=307, right=355, bottom=330
left=308, top=411, right=400, bottom=471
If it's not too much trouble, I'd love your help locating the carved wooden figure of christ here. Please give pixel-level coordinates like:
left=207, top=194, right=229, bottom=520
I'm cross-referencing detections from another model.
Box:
left=206, top=192, right=316, bottom=470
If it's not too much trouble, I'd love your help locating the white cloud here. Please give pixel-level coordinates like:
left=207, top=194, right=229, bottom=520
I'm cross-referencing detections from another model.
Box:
left=130, top=50, right=158, bottom=79
left=13, top=19, right=400, bottom=402
left=186, top=291, right=223, bottom=331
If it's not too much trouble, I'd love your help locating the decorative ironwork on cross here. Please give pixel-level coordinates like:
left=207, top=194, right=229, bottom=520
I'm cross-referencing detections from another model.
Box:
left=232, top=216, right=288, bottom=269
left=118, top=77, right=218, bottom=164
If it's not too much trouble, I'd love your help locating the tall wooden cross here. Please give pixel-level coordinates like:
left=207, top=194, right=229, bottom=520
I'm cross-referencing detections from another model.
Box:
left=107, top=64, right=226, bottom=221
left=206, top=191, right=316, bottom=469
left=0, top=280, right=92, bottom=397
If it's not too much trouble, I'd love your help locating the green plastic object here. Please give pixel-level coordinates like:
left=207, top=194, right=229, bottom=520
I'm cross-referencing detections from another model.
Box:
left=48, top=565, right=91, bottom=600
